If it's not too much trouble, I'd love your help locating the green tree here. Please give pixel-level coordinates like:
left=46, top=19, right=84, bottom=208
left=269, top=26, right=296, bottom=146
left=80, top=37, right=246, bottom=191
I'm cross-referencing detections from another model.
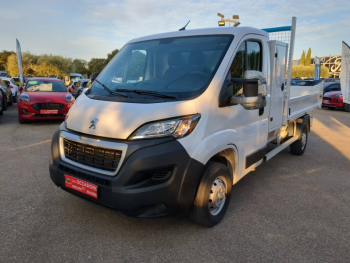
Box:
left=305, top=48, right=312, bottom=66
left=72, top=59, right=88, bottom=75
left=88, top=58, right=107, bottom=73
left=0, top=50, right=15, bottom=71
left=300, top=50, right=306, bottom=66
left=6, top=52, right=39, bottom=77
left=106, top=49, right=119, bottom=64
left=37, top=54, right=73, bottom=77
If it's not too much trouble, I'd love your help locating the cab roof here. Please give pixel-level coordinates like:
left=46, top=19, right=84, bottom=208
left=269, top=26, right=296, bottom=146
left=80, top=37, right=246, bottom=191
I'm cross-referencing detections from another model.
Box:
left=128, top=26, right=268, bottom=44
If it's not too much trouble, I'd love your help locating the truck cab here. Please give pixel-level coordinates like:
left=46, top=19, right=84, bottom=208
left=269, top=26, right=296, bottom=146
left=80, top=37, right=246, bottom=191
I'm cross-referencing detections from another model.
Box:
left=49, top=24, right=322, bottom=227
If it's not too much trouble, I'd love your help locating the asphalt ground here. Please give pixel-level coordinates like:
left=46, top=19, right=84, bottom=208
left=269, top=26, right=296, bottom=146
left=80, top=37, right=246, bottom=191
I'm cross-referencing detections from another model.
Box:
left=1, top=104, right=349, bottom=262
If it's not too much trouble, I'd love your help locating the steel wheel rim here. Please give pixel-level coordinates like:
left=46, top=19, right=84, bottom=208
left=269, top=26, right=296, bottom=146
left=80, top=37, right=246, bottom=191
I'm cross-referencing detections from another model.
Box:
left=301, top=132, right=307, bottom=150
left=208, top=176, right=227, bottom=216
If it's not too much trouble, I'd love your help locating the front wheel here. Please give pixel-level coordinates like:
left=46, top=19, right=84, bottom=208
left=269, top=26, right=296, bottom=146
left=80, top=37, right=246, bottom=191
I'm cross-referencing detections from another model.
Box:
left=190, top=162, right=232, bottom=227
left=18, top=118, right=27, bottom=124
left=8, top=95, right=13, bottom=106
left=343, top=103, right=350, bottom=112
left=12, top=94, right=17, bottom=103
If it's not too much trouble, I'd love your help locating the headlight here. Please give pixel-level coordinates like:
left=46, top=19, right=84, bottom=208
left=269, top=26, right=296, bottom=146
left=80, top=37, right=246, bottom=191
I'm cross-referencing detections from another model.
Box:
left=20, top=94, right=30, bottom=102
left=335, top=94, right=342, bottom=98
left=65, top=94, right=74, bottom=102
left=129, top=114, right=201, bottom=140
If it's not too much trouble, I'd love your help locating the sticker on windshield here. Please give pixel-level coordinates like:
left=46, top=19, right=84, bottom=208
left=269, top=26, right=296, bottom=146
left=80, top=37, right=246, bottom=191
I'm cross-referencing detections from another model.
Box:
left=28, top=81, right=38, bottom=84
left=112, top=77, right=122, bottom=83
left=40, top=83, right=53, bottom=91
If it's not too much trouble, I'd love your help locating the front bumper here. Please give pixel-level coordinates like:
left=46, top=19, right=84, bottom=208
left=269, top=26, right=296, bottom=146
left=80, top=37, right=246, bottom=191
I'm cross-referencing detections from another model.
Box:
left=322, top=98, right=343, bottom=108
left=49, top=123, right=204, bottom=217
left=18, top=101, right=73, bottom=120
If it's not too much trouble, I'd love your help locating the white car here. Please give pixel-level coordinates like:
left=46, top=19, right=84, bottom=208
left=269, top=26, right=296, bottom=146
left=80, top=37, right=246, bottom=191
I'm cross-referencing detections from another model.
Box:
left=1, top=77, right=20, bottom=102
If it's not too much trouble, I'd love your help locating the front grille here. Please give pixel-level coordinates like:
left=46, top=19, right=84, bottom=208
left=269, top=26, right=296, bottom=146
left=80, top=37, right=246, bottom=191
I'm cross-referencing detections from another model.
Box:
left=323, top=97, right=332, bottom=102
left=32, top=103, right=65, bottom=111
left=64, top=139, right=122, bottom=172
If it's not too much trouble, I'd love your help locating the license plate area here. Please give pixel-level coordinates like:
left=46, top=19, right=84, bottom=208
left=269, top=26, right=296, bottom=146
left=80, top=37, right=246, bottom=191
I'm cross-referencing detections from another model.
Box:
left=40, top=109, right=58, bottom=114
left=64, top=174, right=98, bottom=199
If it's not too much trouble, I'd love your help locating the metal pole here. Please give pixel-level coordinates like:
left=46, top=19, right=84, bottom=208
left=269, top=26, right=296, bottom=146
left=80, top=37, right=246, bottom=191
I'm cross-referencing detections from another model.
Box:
left=283, top=16, right=296, bottom=125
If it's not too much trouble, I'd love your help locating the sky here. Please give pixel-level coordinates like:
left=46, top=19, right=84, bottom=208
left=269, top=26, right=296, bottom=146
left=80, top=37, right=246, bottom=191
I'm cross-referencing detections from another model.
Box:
left=1, top=0, right=349, bottom=61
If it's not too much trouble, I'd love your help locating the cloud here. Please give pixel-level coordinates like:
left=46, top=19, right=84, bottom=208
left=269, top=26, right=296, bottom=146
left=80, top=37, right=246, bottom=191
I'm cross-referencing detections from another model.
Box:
left=0, top=0, right=349, bottom=60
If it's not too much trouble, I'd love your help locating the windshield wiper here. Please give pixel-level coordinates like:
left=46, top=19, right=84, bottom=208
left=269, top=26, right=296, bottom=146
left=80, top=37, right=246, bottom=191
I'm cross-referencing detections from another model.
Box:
left=115, top=89, right=178, bottom=100
left=95, top=80, right=128, bottom=98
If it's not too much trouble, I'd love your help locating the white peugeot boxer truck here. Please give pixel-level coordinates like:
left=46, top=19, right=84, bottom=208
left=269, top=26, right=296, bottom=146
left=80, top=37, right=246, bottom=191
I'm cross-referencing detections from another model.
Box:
left=49, top=18, right=322, bottom=227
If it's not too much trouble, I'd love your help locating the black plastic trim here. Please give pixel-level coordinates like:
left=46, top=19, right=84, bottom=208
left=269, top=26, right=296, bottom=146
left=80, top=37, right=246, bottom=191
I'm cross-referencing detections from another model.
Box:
left=245, top=146, right=267, bottom=169
left=50, top=126, right=204, bottom=217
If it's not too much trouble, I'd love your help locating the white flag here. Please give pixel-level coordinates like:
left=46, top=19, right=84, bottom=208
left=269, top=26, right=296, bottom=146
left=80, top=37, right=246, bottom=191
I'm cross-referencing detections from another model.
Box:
left=16, top=39, right=24, bottom=86
left=340, top=41, right=350, bottom=104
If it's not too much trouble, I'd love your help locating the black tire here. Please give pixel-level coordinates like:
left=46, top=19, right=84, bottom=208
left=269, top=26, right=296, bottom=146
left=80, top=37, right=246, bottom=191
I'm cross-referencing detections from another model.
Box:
left=190, top=162, right=232, bottom=227
left=12, top=93, right=17, bottom=103
left=0, top=102, right=3, bottom=115
left=343, top=103, right=350, bottom=112
left=18, top=118, right=26, bottom=124
left=327, top=107, right=334, bottom=110
left=290, top=124, right=308, bottom=155
left=8, top=95, right=13, bottom=106
left=2, top=96, right=7, bottom=111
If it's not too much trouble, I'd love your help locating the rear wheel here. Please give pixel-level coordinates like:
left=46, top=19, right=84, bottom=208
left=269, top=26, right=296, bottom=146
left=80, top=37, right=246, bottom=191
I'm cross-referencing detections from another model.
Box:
left=343, top=103, right=350, bottom=112
left=290, top=124, right=308, bottom=155
left=190, top=162, right=232, bottom=227
left=2, top=95, right=7, bottom=111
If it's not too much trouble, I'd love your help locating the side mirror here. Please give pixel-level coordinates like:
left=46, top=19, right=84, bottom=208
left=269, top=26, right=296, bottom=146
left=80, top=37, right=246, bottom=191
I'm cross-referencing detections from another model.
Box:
left=68, top=87, right=73, bottom=93
left=230, top=71, right=267, bottom=110
left=18, top=87, right=23, bottom=92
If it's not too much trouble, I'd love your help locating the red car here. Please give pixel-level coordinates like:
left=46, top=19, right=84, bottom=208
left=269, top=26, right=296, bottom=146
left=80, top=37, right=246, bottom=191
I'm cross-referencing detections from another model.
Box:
left=322, top=91, right=344, bottom=109
left=17, top=78, right=75, bottom=123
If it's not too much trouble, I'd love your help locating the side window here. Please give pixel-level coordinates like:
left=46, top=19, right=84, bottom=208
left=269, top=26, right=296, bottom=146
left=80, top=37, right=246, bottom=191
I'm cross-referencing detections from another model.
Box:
left=230, top=42, right=245, bottom=78
left=229, top=40, right=262, bottom=96
left=246, top=41, right=262, bottom=71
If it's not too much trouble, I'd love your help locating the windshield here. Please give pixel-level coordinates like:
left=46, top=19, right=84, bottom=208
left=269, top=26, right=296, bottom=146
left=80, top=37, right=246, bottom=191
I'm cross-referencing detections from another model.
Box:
left=26, top=80, right=67, bottom=92
left=89, top=35, right=233, bottom=101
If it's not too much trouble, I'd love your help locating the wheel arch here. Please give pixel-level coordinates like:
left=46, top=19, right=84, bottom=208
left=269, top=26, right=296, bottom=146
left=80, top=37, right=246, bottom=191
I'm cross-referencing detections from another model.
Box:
left=206, top=145, right=238, bottom=184
left=296, top=114, right=310, bottom=134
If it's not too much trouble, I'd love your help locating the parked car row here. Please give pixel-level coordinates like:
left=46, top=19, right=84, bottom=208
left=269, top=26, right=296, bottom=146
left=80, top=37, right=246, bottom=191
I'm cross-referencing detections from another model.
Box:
left=0, top=77, right=17, bottom=118
left=1, top=72, right=97, bottom=121
left=18, top=78, right=75, bottom=123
